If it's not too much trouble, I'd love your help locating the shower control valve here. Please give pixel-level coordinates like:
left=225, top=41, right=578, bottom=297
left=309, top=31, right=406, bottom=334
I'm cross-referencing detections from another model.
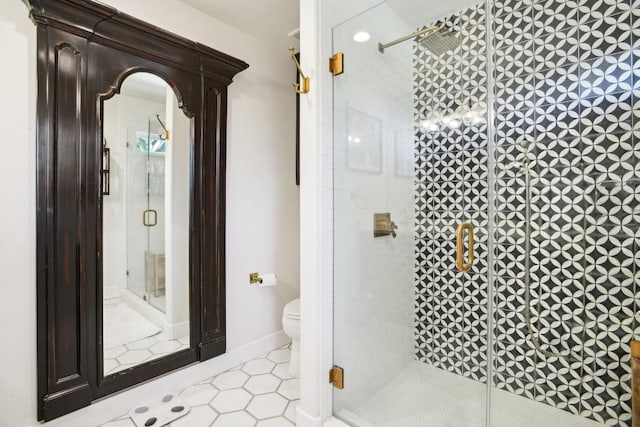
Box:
left=373, top=213, right=398, bottom=238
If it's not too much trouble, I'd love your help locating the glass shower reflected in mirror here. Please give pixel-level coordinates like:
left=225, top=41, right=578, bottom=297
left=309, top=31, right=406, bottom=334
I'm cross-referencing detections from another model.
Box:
left=102, top=72, right=191, bottom=375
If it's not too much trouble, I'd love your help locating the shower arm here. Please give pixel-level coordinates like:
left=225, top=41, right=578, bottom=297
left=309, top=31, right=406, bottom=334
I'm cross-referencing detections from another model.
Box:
left=378, top=24, right=443, bottom=53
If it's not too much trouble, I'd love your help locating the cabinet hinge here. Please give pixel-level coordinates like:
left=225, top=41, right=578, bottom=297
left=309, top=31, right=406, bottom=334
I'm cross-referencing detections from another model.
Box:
left=329, top=365, right=344, bottom=389
left=329, top=52, right=344, bottom=76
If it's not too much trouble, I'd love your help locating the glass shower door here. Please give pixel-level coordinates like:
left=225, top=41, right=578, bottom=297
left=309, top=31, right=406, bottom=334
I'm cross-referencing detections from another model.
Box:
left=332, top=0, right=638, bottom=426
left=331, top=3, right=489, bottom=425
left=126, top=113, right=166, bottom=313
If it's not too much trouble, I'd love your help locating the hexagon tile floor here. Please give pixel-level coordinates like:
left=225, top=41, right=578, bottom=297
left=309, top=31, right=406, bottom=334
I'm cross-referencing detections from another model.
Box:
left=101, top=343, right=298, bottom=427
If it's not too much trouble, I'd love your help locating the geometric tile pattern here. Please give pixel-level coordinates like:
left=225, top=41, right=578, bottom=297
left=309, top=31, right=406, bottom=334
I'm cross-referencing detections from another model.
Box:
left=414, top=3, right=490, bottom=385
left=104, top=333, right=190, bottom=376
left=103, top=297, right=189, bottom=375
left=493, top=0, right=637, bottom=425
left=416, top=1, right=638, bottom=426
left=101, top=344, right=298, bottom=427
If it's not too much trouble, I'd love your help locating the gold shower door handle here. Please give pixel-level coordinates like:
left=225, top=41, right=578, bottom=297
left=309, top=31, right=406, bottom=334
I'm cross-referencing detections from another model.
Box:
left=143, top=209, right=158, bottom=227
left=456, top=222, right=474, bottom=272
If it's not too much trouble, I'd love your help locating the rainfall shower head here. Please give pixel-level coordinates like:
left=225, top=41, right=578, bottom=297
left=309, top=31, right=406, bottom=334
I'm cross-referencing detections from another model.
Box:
left=378, top=22, right=461, bottom=55
left=417, top=26, right=461, bottom=56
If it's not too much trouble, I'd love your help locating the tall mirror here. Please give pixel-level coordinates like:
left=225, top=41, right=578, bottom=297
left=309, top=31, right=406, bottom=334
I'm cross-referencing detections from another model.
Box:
left=102, top=73, right=191, bottom=375
left=27, top=0, right=248, bottom=420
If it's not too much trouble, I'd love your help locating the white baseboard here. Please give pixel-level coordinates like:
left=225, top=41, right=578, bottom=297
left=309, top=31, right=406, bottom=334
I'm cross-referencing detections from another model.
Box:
left=103, top=286, right=120, bottom=300
left=324, top=416, right=352, bottom=427
left=38, top=331, right=289, bottom=427
left=120, top=289, right=165, bottom=330
left=296, top=405, right=326, bottom=427
left=162, top=319, right=189, bottom=340
left=296, top=410, right=352, bottom=427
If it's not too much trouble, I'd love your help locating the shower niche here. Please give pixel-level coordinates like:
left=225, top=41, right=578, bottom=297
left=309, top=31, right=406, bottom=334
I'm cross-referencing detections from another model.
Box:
left=27, top=0, right=248, bottom=421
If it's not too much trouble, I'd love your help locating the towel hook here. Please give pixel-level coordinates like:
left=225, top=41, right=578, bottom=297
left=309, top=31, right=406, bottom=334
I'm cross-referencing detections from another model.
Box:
left=155, top=114, right=171, bottom=140
left=289, top=47, right=310, bottom=94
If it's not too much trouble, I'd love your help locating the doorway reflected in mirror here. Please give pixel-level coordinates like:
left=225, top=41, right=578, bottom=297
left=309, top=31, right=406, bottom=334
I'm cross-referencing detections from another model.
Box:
left=102, top=72, right=191, bottom=375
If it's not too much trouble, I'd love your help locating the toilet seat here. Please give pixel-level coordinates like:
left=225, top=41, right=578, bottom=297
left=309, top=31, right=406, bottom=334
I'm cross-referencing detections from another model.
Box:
left=283, top=298, right=300, bottom=320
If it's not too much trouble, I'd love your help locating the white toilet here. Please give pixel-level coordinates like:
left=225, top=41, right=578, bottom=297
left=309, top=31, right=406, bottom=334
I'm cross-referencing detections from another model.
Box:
left=282, top=298, right=300, bottom=377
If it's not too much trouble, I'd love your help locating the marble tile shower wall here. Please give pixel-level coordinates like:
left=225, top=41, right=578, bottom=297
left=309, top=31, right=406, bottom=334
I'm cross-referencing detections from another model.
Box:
left=414, top=0, right=640, bottom=425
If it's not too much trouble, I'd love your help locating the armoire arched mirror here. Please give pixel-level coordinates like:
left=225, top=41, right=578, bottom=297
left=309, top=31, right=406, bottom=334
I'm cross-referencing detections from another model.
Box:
left=25, top=0, right=248, bottom=421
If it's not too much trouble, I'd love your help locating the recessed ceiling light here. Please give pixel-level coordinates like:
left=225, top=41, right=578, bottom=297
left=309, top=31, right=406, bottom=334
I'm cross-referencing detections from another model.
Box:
left=353, top=31, right=370, bottom=43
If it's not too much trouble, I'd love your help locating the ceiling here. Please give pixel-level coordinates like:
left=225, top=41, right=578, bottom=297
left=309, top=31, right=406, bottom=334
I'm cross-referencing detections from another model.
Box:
left=178, top=0, right=482, bottom=50
left=181, top=0, right=300, bottom=50
left=387, top=0, right=483, bottom=28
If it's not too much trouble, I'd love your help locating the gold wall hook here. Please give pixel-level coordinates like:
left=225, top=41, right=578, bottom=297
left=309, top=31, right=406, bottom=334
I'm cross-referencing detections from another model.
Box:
left=156, top=114, right=171, bottom=140
left=289, top=47, right=310, bottom=94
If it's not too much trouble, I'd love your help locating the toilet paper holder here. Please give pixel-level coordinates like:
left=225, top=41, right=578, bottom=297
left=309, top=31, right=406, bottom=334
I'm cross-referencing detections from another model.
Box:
left=249, top=273, right=263, bottom=284
left=250, top=272, right=277, bottom=287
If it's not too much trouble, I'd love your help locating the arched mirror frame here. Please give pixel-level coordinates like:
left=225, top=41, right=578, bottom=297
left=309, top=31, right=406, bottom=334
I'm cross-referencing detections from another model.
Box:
left=25, top=0, right=249, bottom=421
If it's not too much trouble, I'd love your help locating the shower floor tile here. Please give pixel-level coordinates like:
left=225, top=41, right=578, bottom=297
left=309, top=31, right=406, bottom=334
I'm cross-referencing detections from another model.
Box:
left=336, top=362, right=604, bottom=427
left=101, top=343, right=297, bottom=427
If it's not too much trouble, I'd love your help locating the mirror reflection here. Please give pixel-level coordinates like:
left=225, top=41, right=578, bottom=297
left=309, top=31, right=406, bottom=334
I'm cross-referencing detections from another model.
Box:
left=102, top=72, right=191, bottom=375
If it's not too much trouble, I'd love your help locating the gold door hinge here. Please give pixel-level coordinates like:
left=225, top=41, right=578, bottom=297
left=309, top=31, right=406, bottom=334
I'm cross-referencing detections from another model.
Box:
left=329, top=365, right=344, bottom=389
left=329, top=52, right=344, bottom=76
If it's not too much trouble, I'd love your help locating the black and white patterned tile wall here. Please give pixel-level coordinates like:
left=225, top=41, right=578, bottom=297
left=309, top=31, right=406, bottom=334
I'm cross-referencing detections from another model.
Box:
left=414, top=3, right=490, bottom=383
left=414, top=0, right=640, bottom=425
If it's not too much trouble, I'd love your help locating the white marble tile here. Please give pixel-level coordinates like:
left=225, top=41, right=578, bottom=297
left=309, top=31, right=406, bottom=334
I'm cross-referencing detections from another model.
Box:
left=179, top=383, right=218, bottom=406
left=150, top=340, right=181, bottom=354
left=244, top=374, right=281, bottom=395
left=103, top=358, right=119, bottom=375
left=104, top=345, right=127, bottom=359
left=266, top=348, right=290, bottom=363
left=271, top=363, right=292, bottom=380
left=125, top=337, right=157, bottom=350
left=100, top=419, right=136, bottom=427
left=210, top=389, right=252, bottom=413
left=210, top=411, right=256, bottom=427
left=256, top=417, right=295, bottom=427
left=241, top=358, right=275, bottom=375
left=284, top=400, right=298, bottom=423
left=246, top=393, right=288, bottom=419
left=211, top=370, right=249, bottom=390
left=277, top=378, right=300, bottom=400
left=117, top=349, right=151, bottom=364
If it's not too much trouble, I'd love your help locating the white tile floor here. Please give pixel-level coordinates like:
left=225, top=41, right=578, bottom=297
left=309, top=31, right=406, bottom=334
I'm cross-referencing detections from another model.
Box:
left=104, top=333, right=190, bottom=375
left=103, top=297, right=189, bottom=375
left=101, top=343, right=298, bottom=427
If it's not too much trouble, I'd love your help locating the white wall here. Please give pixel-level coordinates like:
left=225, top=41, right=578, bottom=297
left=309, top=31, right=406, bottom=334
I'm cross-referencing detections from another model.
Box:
left=165, top=87, right=191, bottom=336
left=0, top=2, right=38, bottom=427
left=0, top=1, right=299, bottom=426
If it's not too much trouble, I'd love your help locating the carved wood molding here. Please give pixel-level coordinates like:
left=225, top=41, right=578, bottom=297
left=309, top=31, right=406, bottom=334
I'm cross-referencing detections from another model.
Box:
left=25, top=0, right=247, bottom=83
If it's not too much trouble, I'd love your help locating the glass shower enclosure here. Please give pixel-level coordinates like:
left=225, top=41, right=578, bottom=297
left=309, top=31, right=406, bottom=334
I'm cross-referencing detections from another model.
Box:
left=332, top=0, right=637, bottom=426
left=126, top=112, right=167, bottom=313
